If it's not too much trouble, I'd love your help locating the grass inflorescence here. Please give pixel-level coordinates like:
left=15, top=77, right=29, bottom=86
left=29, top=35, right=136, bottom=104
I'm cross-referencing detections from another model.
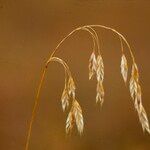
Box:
left=25, top=25, right=150, bottom=150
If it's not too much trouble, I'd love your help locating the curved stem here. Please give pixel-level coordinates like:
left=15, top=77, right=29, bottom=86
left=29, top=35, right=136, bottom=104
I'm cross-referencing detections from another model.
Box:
left=48, top=27, right=82, bottom=60
left=85, top=25, right=135, bottom=63
left=25, top=67, right=47, bottom=150
left=48, top=57, right=72, bottom=77
left=48, top=24, right=135, bottom=63
left=25, top=57, right=72, bottom=150
left=48, top=26, right=100, bottom=61
left=119, top=36, right=124, bottom=54
left=80, top=27, right=97, bottom=53
left=85, top=26, right=101, bottom=54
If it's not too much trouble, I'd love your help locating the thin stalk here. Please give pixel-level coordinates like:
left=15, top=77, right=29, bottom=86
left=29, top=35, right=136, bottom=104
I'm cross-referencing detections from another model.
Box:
left=80, top=27, right=97, bottom=53
left=119, top=36, right=124, bottom=54
left=48, top=26, right=101, bottom=61
left=25, top=67, right=47, bottom=150
left=25, top=57, right=71, bottom=150
left=85, top=25, right=135, bottom=63
left=85, top=26, right=101, bottom=54
left=48, top=27, right=82, bottom=60
left=49, top=25, right=135, bottom=63
left=49, top=57, right=72, bottom=77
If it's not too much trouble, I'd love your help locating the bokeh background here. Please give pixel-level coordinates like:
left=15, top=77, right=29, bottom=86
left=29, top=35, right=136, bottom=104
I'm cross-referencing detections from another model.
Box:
left=0, top=0, right=150, bottom=150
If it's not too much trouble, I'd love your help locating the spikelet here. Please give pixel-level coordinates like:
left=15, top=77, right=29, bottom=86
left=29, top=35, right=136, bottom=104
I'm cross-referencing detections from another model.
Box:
left=95, top=55, right=104, bottom=105
left=66, top=100, right=84, bottom=134
left=68, top=76, right=76, bottom=98
left=66, top=111, right=74, bottom=134
left=129, top=64, right=139, bottom=99
left=129, top=63, right=150, bottom=134
left=138, top=105, right=150, bottom=133
left=121, top=54, right=128, bottom=83
left=72, top=100, right=84, bottom=134
left=132, top=63, right=139, bottom=81
left=134, top=84, right=142, bottom=110
left=89, top=51, right=97, bottom=80
left=135, top=84, right=150, bottom=133
left=61, top=86, right=69, bottom=111
left=96, top=55, right=104, bottom=82
left=96, top=81, right=104, bottom=105
left=129, top=76, right=138, bottom=99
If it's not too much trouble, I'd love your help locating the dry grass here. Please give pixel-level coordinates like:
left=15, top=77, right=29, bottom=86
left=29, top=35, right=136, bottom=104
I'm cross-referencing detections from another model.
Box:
left=25, top=25, right=150, bottom=150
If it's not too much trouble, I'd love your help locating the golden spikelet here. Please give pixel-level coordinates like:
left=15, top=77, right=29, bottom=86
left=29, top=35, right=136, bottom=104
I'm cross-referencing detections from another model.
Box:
left=129, top=63, right=150, bottom=134
left=121, top=54, right=128, bottom=83
left=129, top=64, right=138, bottom=99
left=72, top=100, right=84, bottom=134
left=138, top=105, right=150, bottom=134
left=68, top=76, right=76, bottom=98
left=134, top=84, right=142, bottom=110
left=96, top=55, right=104, bottom=105
left=96, top=55, right=104, bottom=82
left=96, top=81, right=104, bottom=105
left=129, top=76, right=138, bottom=99
left=89, top=51, right=97, bottom=80
left=66, top=100, right=84, bottom=134
left=135, top=84, right=150, bottom=133
left=61, top=86, right=69, bottom=112
left=132, top=63, right=139, bottom=81
left=66, top=111, right=74, bottom=134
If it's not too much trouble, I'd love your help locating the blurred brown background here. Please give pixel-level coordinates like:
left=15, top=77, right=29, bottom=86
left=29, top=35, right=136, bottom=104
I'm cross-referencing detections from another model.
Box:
left=0, top=0, right=150, bottom=150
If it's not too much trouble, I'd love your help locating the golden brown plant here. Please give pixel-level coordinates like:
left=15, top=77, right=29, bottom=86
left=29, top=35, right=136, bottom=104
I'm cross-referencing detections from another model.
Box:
left=25, top=25, right=150, bottom=150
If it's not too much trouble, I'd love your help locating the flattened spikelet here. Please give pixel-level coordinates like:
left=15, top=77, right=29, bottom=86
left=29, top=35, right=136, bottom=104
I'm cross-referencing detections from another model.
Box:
left=121, top=54, right=128, bottom=83
left=68, top=76, right=76, bottom=98
left=96, top=55, right=104, bottom=82
left=134, top=85, right=150, bottom=133
left=134, top=84, right=141, bottom=110
left=129, top=76, right=137, bottom=99
left=66, top=111, right=74, bottom=134
left=132, top=63, right=139, bottom=82
left=66, top=100, right=84, bottom=135
left=138, top=104, right=150, bottom=134
left=129, top=63, right=150, bottom=134
left=72, top=100, right=84, bottom=134
left=96, top=81, right=104, bottom=105
left=61, top=87, right=69, bottom=111
left=95, top=55, right=105, bottom=106
left=89, top=52, right=97, bottom=80
left=129, top=63, right=139, bottom=99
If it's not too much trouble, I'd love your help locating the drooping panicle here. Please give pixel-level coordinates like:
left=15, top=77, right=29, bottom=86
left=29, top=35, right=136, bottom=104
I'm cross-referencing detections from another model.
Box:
left=121, top=54, right=128, bottom=83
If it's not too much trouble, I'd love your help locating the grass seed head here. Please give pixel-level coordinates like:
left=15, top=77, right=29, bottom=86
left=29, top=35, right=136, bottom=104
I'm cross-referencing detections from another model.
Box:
left=89, top=51, right=97, bottom=80
left=121, top=54, right=128, bottom=83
